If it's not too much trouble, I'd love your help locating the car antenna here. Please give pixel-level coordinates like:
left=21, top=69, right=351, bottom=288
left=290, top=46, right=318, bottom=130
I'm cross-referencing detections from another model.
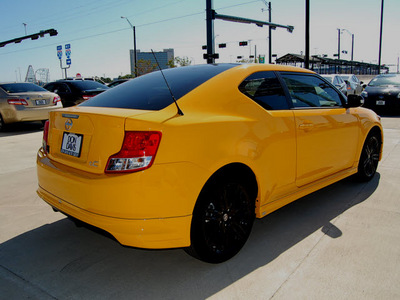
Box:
left=151, top=49, right=184, bottom=116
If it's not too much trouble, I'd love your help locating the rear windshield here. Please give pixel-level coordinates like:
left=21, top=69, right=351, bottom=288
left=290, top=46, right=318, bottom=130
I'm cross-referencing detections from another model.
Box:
left=69, top=81, right=108, bottom=90
left=0, top=83, right=47, bottom=93
left=369, top=75, right=400, bottom=86
left=80, top=64, right=237, bottom=110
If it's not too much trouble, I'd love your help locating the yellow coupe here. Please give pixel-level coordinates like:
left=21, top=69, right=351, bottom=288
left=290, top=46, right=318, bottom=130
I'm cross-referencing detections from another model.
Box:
left=37, top=64, right=383, bottom=263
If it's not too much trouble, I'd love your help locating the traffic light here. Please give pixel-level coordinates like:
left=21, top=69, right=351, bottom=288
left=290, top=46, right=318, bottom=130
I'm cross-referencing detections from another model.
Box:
left=239, top=41, right=248, bottom=46
left=218, top=43, right=227, bottom=48
left=202, top=45, right=207, bottom=50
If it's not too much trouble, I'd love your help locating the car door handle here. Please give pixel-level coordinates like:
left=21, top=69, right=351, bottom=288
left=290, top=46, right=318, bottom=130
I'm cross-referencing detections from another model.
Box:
left=299, top=122, right=314, bottom=131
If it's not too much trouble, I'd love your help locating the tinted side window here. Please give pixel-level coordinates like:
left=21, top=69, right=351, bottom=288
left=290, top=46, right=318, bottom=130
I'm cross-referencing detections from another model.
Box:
left=44, top=83, right=55, bottom=92
left=239, top=71, right=289, bottom=110
left=57, top=84, right=71, bottom=93
left=280, top=74, right=343, bottom=108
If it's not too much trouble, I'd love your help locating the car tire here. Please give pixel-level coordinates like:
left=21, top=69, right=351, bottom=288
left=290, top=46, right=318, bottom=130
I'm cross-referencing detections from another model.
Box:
left=0, top=113, right=4, bottom=131
left=356, top=133, right=381, bottom=181
left=185, top=175, right=255, bottom=263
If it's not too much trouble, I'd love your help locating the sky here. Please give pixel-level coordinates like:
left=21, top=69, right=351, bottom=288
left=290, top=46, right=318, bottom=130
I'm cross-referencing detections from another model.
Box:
left=0, top=0, right=399, bottom=82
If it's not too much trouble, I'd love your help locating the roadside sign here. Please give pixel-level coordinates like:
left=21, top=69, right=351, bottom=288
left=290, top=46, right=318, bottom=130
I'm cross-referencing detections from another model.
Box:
left=65, top=44, right=71, bottom=59
left=66, top=58, right=71, bottom=65
left=57, top=45, right=62, bottom=59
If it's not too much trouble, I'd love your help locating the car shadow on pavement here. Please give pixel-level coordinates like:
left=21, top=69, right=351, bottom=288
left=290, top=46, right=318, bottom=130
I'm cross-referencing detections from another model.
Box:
left=0, top=174, right=380, bottom=299
left=0, top=121, right=43, bottom=137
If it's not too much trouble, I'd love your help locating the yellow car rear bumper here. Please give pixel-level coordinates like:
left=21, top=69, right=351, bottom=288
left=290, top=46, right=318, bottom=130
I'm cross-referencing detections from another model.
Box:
left=36, top=147, right=210, bottom=249
left=37, top=185, right=192, bottom=249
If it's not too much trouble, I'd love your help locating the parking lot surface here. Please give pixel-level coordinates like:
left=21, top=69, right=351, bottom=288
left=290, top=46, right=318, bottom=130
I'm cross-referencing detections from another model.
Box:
left=0, top=117, right=399, bottom=299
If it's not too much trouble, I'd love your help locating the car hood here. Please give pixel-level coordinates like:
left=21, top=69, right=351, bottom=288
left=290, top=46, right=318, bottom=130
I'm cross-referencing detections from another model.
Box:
left=365, top=85, right=400, bottom=96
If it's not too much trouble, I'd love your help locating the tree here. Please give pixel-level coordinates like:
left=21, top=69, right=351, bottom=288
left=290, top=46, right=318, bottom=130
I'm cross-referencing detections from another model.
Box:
left=100, top=77, right=112, bottom=83
left=167, top=56, right=192, bottom=68
left=136, top=59, right=157, bottom=76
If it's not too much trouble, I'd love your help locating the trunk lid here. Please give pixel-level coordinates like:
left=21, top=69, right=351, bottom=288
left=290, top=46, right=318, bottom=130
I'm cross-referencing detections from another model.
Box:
left=11, top=92, right=57, bottom=107
left=47, top=106, right=152, bottom=174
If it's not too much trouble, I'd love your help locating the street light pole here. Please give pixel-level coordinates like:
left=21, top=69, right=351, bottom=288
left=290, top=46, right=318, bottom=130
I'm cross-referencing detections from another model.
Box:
left=341, top=29, right=354, bottom=73
left=121, top=16, right=137, bottom=77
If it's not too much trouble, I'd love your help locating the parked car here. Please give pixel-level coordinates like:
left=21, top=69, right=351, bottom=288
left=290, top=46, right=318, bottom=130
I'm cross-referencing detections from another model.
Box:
left=37, top=64, right=383, bottom=263
left=44, top=80, right=108, bottom=107
left=340, top=74, right=363, bottom=95
left=321, top=74, right=347, bottom=95
left=361, top=73, right=400, bottom=114
left=107, top=79, right=131, bottom=88
left=0, top=82, right=62, bottom=130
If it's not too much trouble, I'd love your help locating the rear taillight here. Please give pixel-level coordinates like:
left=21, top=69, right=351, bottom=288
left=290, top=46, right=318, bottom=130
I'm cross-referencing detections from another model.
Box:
left=105, top=131, right=162, bottom=173
left=82, top=95, right=95, bottom=100
left=8, top=99, right=28, bottom=105
left=53, top=95, right=61, bottom=105
left=43, top=120, right=49, bottom=154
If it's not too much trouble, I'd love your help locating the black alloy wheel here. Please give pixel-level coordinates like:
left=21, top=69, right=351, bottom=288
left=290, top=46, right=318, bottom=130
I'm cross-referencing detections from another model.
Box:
left=186, top=177, right=255, bottom=263
left=357, top=134, right=380, bottom=181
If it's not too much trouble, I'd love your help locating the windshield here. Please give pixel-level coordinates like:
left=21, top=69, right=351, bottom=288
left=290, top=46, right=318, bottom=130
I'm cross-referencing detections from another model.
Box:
left=341, top=75, right=349, bottom=80
left=369, top=75, right=400, bottom=86
left=80, top=64, right=237, bottom=110
left=0, top=83, right=47, bottom=93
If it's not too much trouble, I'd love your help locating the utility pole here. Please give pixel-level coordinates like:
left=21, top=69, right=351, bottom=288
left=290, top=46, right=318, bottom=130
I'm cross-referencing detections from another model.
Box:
left=337, top=28, right=341, bottom=60
left=206, top=0, right=216, bottom=64
left=268, top=2, right=272, bottom=63
left=262, top=1, right=273, bottom=63
left=378, top=0, right=384, bottom=74
left=305, top=0, right=310, bottom=69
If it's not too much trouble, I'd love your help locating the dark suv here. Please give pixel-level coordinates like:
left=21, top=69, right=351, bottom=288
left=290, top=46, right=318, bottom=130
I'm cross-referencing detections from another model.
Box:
left=44, top=80, right=108, bottom=107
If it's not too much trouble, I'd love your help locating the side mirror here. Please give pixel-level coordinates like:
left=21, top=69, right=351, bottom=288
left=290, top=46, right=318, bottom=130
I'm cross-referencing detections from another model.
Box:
left=360, top=81, right=364, bottom=85
left=362, top=84, right=367, bottom=89
left=345, top=94, right=363, bottom=108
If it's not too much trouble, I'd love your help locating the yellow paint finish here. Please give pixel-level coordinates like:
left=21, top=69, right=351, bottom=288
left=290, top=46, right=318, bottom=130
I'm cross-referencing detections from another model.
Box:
left=36, top=64, right=383, bottom=249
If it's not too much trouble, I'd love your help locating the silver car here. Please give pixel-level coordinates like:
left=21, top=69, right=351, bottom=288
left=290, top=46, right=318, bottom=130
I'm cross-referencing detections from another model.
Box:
left=340, top=74, right=363, bottom=95
left=0, top=82, right=63, bottom=131
left=321, top=74, right=347, bottom=95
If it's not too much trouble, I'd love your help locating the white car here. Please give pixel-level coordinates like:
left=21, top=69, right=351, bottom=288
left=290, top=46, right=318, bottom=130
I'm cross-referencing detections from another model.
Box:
left=321, top=75, right=347, bottom=95
left=340, top=74, right=363, bottom=95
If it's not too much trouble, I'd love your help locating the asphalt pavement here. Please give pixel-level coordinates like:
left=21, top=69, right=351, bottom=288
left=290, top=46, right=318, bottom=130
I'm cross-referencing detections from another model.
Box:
left=0, top=117, right=399, bottom=299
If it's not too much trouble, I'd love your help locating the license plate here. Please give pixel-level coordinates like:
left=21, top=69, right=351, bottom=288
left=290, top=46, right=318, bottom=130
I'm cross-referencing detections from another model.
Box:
left=60, top=132, right=83, bottom=157
left=35, top=99, right=46, bottom=105
left=376, top=100, right=385, bottom=105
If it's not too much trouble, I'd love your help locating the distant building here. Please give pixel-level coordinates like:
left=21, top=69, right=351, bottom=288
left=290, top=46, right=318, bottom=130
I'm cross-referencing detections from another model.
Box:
left=130, top=49, right=174, bottom=75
